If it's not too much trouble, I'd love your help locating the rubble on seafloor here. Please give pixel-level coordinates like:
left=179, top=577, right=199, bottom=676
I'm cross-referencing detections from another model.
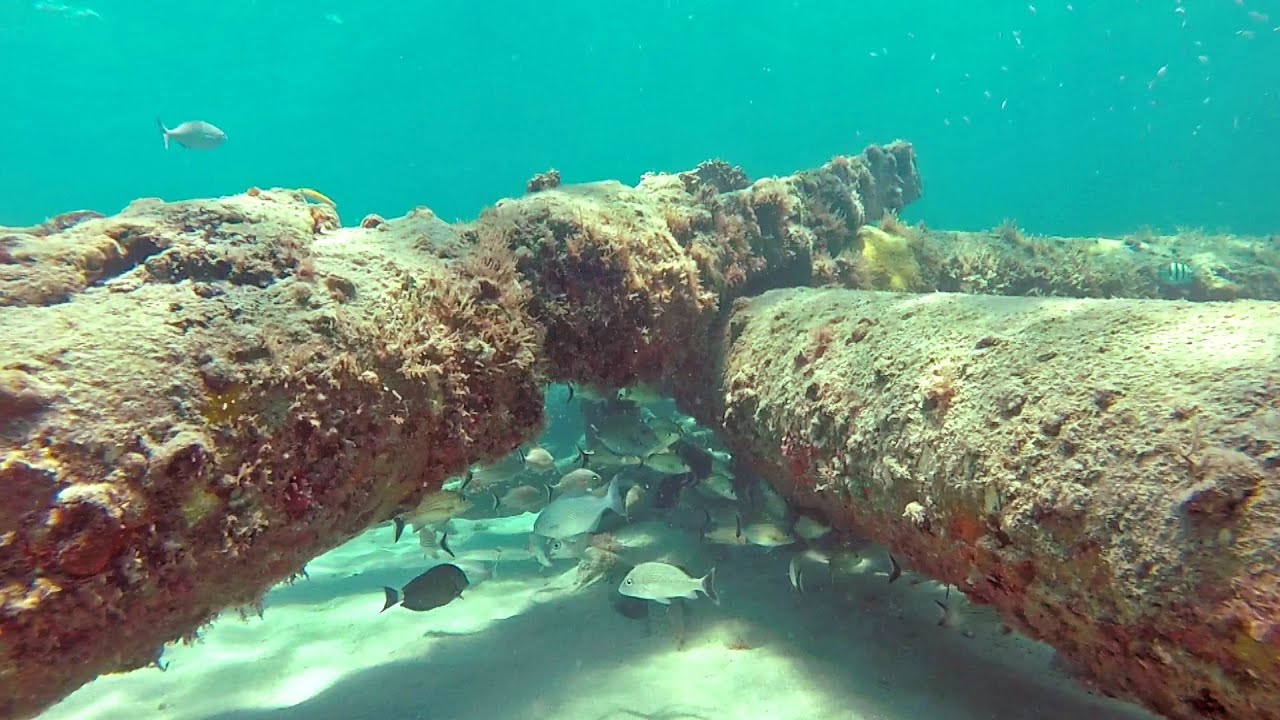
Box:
left=0, top=141, right=1277, bottom=720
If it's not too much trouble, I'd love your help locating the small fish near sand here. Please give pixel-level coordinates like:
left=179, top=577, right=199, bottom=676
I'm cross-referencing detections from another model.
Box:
left=533, top=476, right=626, bottom=539
left=619, top=562, right=719, bottom=605
left=156, top=117, right=226, bottom=150
left=380, top=564, right=469, bottom=613
left=1157, top=261, right=1194, bottom=286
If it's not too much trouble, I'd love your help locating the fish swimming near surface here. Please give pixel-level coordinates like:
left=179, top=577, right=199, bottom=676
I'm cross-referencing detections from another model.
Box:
left=533, top=476, right=626, bottom=539
left=380, top=564, right=469, bottom=613
left=619, top=562, right=719, bottom=605
left=156, top=117, right=226, bottom=150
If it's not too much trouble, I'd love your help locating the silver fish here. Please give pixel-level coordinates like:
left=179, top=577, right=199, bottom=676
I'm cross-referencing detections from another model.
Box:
left=551, top=468, right=603, bottom=495
left=522, top=446, right=557, bottom=473
left=584, top=443, right=645, bottom=468
left=642, top=451, right=690, bottom=475
left=644, top=416, right=684, bottom=449
left=617, top=384, right=666, bottom=404
left=464, top=452, right=526, bottom=491
left=157, top=118, right=226, bottom=150
left=742, top=522, right=796, bottom=548
left=619, top=562, right=718, bottom=605
left=547, top=534, right=591, bottom=560
left=495, top=484, right=551, bottom=515
left=532, top=476, right=625, bottom=539
left=593, top=414, right=668, bottom=457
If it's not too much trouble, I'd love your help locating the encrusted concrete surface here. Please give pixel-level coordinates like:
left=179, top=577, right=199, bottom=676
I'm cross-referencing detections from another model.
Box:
left=704, top=287, right=1280, bottom=720
left=0, top=192, right=546, bottom=718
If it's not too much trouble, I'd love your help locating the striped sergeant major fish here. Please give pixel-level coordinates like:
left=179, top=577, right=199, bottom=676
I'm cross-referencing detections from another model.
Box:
left=1158, top=261, right=1194, bottom=285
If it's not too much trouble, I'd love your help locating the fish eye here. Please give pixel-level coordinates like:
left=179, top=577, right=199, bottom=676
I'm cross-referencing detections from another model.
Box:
left=624, top=578, right=633, bottom=585
left=552, top=541, right=562, bottom=550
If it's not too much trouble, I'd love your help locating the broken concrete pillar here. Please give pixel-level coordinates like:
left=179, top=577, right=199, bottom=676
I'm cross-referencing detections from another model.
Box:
left=704, top=286, right=1280, bottom=720
left=0, top=193, right=547, bottom=718
left=0, top=143, right=922, bottom=718
left=476, top=141, right=923, bottom=389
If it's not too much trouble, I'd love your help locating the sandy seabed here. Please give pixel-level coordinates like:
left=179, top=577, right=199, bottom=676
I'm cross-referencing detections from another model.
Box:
left=42, top=514, right=1161, bottom=720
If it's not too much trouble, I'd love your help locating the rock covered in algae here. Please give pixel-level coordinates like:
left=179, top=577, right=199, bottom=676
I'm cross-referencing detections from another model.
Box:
left=0, top=141, right=922, bottom=719
left=0, top=189, right=545, bottom=719
left=704, top=286, right=1280, bottom=720
left=900, top=221, right=1280, bottom=301
left=474, top=141, right=922, bottom=390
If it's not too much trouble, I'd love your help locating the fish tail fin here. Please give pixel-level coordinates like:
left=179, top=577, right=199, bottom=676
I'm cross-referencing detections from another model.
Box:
left=156, top=116, right=169, bottom=149
left=576, top=443, right=593, bottom=468
left=392, top=517, right=406, bottom=543
left=702, top=567, right=720, bottom=605
left=440, top=532, right=455, bottom=558
left=379, top=587, right=399, bottom=613
left=606, top=475, right=626, bottom=517
left=490, top=491, right=501, bottom=514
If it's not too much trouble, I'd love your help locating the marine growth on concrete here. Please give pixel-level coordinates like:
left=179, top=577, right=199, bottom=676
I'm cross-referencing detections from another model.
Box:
left=1, top=142, right=1277, bottom=720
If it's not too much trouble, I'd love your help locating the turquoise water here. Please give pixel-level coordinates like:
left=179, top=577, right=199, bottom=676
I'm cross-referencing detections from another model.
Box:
left=3, top=1, right=1277, bottom=235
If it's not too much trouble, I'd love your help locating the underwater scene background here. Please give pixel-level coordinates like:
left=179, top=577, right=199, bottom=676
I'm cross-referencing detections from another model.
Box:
left=3, top=1, right=1279, bottom=234
left=3, top=2, right=1279, bottom=720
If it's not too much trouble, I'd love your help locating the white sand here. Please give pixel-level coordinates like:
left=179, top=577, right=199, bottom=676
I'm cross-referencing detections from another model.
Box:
left=42, top=515, right=1162, bottom=720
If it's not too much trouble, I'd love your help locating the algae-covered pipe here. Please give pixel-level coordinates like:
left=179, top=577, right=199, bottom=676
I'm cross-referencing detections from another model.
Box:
left=701, top=286, right=1280, bottom=720
left=908, top=225, right=1280, bottom=302
left=0, top=143, right=923, bottom=718
left=0, top=193, right=546, bottom=719
left=474, top=141, right=923, bottom=390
